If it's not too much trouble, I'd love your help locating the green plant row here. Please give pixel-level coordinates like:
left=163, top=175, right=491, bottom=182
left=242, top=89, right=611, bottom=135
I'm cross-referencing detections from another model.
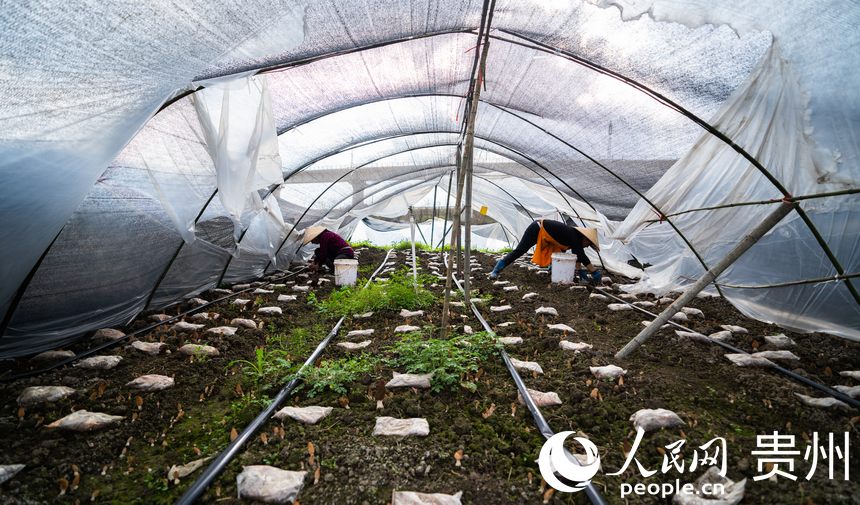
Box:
left=308, top=270, right=436, bottom=317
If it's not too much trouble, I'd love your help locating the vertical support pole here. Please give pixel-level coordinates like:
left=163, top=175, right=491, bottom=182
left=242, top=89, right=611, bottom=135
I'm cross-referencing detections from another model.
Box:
left=439, top=171, right=453, bottom=252
left=616, top=200, right=796, bottom=359
left=430, top=186, right=438, bottom=248
left=463, top=147, right=474, bottom=303
left=409, top=206, right=418, bottom=289
left=441, top=147, right=467, bottom=338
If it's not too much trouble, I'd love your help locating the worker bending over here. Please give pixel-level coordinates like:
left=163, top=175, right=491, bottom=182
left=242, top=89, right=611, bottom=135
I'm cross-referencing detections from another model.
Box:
left=488, top=220, right=602, bottom=284
left=302, top=226, right=355, bottom=273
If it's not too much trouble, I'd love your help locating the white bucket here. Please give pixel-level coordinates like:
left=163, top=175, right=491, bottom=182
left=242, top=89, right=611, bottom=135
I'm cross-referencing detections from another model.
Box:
left=550, top=253, right=577, bottom=284
left=334, top=259, right=359, bottom=286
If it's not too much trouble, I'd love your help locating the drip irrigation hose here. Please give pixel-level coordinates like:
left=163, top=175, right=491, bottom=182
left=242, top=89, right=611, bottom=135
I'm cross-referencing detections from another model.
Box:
left=176, top=249, right=393, bottom=505
left=590, top=286, right=860, bottom=410
left=446, top=259, right=608, bottom=505
left=0, top=266, right=308, bottom=383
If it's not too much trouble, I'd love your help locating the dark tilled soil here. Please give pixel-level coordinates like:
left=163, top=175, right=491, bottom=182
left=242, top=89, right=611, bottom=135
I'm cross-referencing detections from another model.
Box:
left=1, top=248, right=858, bottom=504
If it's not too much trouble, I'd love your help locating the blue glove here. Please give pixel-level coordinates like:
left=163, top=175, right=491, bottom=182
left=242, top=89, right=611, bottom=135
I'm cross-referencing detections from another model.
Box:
left=577, top=269, right=589, bottom=282
left=591, top=270, right=602, bottom=285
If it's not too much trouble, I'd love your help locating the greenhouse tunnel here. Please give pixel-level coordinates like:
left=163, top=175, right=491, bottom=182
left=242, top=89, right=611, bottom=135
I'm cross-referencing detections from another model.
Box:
left=2, top=0, right=858, bottom=359
left=2, top=1, right=860, bottom=503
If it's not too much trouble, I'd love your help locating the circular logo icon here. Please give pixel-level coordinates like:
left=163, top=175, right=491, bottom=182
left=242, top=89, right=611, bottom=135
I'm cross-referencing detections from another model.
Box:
left=538, top=432, right=601, bottom=493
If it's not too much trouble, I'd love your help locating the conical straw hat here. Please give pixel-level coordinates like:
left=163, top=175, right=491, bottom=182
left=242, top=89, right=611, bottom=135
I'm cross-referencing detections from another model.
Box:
left=302, top=226, right=326, bottom=245
left=574, top=227, right=599, bottom=251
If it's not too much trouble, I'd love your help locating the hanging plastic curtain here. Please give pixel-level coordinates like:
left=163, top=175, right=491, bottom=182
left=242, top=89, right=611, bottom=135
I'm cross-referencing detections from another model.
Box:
left=193, top=74, right=284, bottom=242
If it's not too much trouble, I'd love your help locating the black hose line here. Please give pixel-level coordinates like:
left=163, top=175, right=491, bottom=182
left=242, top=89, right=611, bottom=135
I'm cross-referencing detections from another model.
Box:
left=447, top=261, right=609, bottom=505
left=1, top=266, right=309, bottom=383
left=176, top=249, right=393, bottom=505
left=591, top=286, right=860, bottom=410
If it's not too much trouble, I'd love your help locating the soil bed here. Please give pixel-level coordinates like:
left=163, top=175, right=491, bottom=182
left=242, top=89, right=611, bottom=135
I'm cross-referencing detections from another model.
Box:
left=1, top=248, right=858, bottom=504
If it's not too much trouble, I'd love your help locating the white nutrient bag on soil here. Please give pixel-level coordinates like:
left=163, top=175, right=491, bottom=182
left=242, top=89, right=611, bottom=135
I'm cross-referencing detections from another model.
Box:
left=751, top=350, right=800, bottom=362
left=47, top=410, right=123, bottom=431
left=681, top=307, right=704, bottom=318
left=126, top=374, right=175, bottom=392
left=607, top=303, right=633, bottom=311
left=392, top=490, right=463, bottom=505
left=708, top=330, right=733, bottom=342
left=17, top=386, right=75, bottom=406
left=640, top=321, right=670, bottom=329
left=233, top=298, right=251, bottom=306
left=273, top=406, right=333, bottom=424
left=93, top=328, right=125, bottom=341
left=277, top=294, right=297, bottom=302
left=618, top=294, right=638, bottom=301
left=673, top=466, right=746, bottom=505
left=547, top=323, right=576, bottom=333
left=400, top=309, right=424, bottom=318
left=509, top=357, right=543, bottom=374
left=236, top=466, right=306, bottom=504
left=373, top=417, right=430, bottom=437
left=496, top=322, right=515, bottom=327
left=724, top=353, right=773, bottom=368
left=347, top=329, right=374, bottom=337
left=794, top=393, right=851, bottom=411
left=233, top=283, right=251, bottom=290
left=518, top=388, right=562, bottom=407
left=840, top=370, right=860, bottom=381
left=522, top=292, right=538, bottom=301
left=253, top=288, right=274, bottom=294
left=0, top=465, right=25, bottom=485
left=168, top=457, right=212, bottom=484
left=75, top=355, right=123, bottom=370
left=492, top=280, right=510, bottom=286
left=658, top=297, right=674, bottom=304
left=231, top=318, right=258, bottom=329
left=671, top=312, right=689, bottom=322
left=589, top=293, right=608, bottom=301
left=131, top=341, right=167, bottom=355
left=720, top=325, right=748, bottom=334
left=559, top=341, right=592, bottom=353
left=31, top=350, right=74, bottom=361
left=675, top=330, right=709, bottom=343
left=463, top=325, right=473, bottom=334
left=503, top=286, right=519, bottom=292
left=211, top=288, right=232, bottom=295
left=337, top=340, right=372, bottom=350
left=395, top=325, right=420, bottom=333
left=190, top=312, right=215, bottom=321
left=590, top=365, right=626, bottom=380
left=206, top=326, right=237, bottom=336
left=490, top=305, right=512, bottom=312
left=170, top=321, right=205, bottom=332
left=535, top=306, right=558, bottom=316
left=178, top=344, right=220, bottom=357
left=633, top=301, right=655, bottom=308
left=630, top=408, right=685, bottom=432
left=257, top=306, right=282, bottom=316
left=833, top=385, right=860, bottom=399
left=450, top=301, right=465, bottom=307
left=498, top=337, right=522, bottom=345
left=149, top=313, right=171, bottom=322
left=292, top=285, right=310, bottom=292
left=763, top=333, right=795, bottom=348
left=189, top=297, right=207, bottom=306
left=386, top=372, right=434, bottom=389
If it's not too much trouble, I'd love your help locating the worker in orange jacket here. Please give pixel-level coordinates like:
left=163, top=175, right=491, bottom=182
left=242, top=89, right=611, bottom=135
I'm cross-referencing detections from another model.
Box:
left=488, top=220, right=601, bottom=283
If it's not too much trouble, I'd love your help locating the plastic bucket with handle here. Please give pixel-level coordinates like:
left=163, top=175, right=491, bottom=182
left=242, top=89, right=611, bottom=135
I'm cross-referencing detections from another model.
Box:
left=334, top=259, right=359, bottom=286
left=550, top=253, right=577, bottom=284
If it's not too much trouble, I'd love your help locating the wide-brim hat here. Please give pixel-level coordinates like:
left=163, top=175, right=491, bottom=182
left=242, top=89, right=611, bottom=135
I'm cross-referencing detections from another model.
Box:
left=302, top=226, right=326, bottom=245
left=574, top=227, right=600, bottom=251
